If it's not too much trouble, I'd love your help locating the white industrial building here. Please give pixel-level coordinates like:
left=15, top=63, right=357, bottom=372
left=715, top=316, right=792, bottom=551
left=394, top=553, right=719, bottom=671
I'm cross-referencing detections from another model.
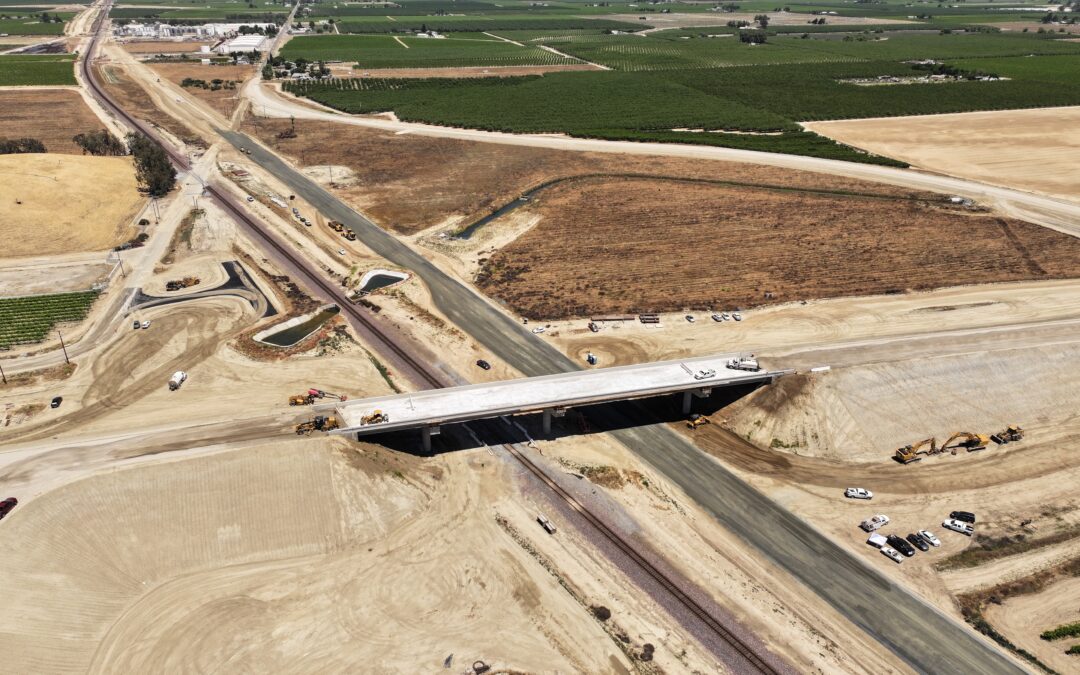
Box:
left=217, top=34, right=269, bottom=53
left=113, top=22, right=275, bottom=42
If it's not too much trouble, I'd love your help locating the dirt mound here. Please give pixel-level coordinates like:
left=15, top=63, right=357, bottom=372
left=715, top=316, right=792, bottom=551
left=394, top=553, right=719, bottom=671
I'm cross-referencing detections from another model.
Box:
left=0, top=154, right=141, bottom=258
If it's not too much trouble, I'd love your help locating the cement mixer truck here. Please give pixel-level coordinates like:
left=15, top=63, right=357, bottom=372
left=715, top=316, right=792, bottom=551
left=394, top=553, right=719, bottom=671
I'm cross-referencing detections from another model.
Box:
left=168, top=371, right=188, bottom=391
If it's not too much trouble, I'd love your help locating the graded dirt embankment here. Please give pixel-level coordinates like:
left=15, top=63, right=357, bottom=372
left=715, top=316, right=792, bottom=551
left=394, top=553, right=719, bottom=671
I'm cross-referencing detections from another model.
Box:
left=805, top=107, right=1080, bottom=202
left=0, top=89, right=104, bottom=154
left=0, top=154, right=141, bottom=257
left=0, top=440, right=621, bottom=673
left=250, top=118, right=927, bottom=234
left=146, top=61, right=254, bottom=116
left=475, top=176, right=1080, bottom=318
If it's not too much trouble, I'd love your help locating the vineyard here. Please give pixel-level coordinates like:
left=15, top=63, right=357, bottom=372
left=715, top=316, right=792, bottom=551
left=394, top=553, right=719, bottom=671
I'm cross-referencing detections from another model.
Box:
left=0, top=17, right=67, bottom=36
left=335, top=16, right=646, bottom=34
left=0, top=54, right=77, bottom=86
left=281, top=35, right=574, bottom=69
left=474, top=177, right=1080, bottom=319
left=0, top=290, right=99, bottom=350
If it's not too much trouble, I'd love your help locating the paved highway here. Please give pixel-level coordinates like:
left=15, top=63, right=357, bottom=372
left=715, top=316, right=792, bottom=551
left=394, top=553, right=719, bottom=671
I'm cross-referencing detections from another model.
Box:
left=221, top=130, right=1025, bottom=674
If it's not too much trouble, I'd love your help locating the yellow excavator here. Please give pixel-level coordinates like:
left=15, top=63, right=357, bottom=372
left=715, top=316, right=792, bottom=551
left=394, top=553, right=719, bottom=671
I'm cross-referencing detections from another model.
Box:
left=895, top=437, right=938, bottom=464
left=942, top=431, right=991, bottom=452
left=992, top=425, right=1024, bottom=445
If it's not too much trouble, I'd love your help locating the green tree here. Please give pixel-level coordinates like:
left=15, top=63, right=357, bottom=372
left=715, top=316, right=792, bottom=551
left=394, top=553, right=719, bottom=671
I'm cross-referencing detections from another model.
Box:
left=73, top=129, right=126, bottom=156
left=126, top=133, right=176, bottom=198
left=0, top=137, right=46, bottom=154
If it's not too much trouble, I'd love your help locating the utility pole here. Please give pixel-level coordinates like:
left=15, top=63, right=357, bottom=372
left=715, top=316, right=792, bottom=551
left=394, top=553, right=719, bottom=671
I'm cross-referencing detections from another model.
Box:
left=57, top=331, right=70, bottom=365
left=0, top=362, right=6, bottom=385
left=116, top=249, right=126, bottom=278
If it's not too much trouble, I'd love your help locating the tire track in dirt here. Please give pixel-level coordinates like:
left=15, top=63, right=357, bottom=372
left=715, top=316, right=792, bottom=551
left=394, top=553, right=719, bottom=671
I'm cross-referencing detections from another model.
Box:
left=996, top=218, right=1048, bottom=277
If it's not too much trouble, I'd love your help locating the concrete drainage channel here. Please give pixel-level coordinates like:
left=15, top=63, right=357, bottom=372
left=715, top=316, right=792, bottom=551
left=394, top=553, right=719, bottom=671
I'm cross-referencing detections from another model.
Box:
left=254, top=304, right=340, bottom=348
left=357, top=269, right=408, bottom=294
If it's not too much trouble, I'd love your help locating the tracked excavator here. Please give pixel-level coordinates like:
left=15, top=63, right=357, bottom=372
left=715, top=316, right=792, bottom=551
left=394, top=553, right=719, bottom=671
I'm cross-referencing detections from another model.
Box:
left=991, top=425, right=1024, bottom=445
left=895, top=437, right=939, bottom=464
left=942, top=431, right=991, bottom=452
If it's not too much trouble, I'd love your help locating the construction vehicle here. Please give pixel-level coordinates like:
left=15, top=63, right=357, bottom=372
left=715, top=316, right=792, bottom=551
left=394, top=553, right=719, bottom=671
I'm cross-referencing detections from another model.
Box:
left=991, top=425, right=1024, bottom=445
left=942, top=431, right=991, bottom=452
left=289, top=393, right=316, bottom=406
left=343, top=230, right=356, bottom=241
left=328, top=220, right=345, bottom=233
left=294, top=415, right=339, bottom=435
left=168, top=371, right=188, bottom=391
left=726, top=355, right=761, bottom=372
left=894, top=437, right=938, bottom=464
left=360, top=409, right=389, bottom=426
left=309, top=388, right=348, bottom=402
left=165, top=276, right=200, bottom=292
left=687, top=413, right=711, bottom=430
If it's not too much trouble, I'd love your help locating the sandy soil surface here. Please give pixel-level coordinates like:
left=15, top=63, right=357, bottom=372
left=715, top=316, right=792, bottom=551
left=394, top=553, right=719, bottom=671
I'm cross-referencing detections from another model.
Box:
left=474, top=175, right=1080, bottom=319
left=805, top=107, right=1080, bottom=203
left=0, top=154, right=142, bottom=258
left=0, top=88, right=108, bottom=154
left=249, top=118, right=928, bottom=235
left=97, top=63, right=206, bottom=147
left=0, top=259, right=112, bottom=295
left=342, top=63, right=605, bottom=78
left=0, top=438, right=638, bottom=673
left=121, top=40, right=212, bottom=54
left=146, top=61, right=255, bottom=117
left=609, top=11, right=911, bottom=30
left=985, top=577, right=1080, bottom=672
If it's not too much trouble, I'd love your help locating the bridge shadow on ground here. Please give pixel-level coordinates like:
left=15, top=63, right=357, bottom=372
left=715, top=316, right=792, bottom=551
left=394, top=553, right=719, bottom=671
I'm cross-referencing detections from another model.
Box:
left=362, top=381, right=766, bottom=457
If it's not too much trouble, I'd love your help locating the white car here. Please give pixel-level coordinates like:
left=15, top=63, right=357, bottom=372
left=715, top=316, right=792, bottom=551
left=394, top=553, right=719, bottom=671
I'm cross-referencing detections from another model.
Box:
left=685, top=315, right=695, bottom=323
left=246, top=196, right=255, bottom=202
left=694, top=369, right=716, bottom=380
left=721, top=312, right=730, bottom=321
left=880, top=546, right=904, bottom=564
left=531, top=326, right=545, bottom=334
left=860, top=514, right=890, bottom=532
left=732, top=312, right=743, bottom=321
left=141, top=320, right=151, bottom=329
left=338, top=249, right=346, bottom=256
left=844, top=487, right=873, bottom=500
left=711, top=313, right=723, bottom=322
left=943, top=519, right=974, bottom=536
left=918, top=529, right=941, bottom=547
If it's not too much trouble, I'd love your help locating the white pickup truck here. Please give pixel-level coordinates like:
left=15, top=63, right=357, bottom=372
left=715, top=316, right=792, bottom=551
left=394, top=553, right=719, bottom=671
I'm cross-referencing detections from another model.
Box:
left=860, top=514, right=891, bottom=532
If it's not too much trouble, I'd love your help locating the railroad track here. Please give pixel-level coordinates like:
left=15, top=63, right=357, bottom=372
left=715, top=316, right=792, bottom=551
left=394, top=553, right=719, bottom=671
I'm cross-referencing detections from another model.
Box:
left=81, top=9, right=778, bottom=671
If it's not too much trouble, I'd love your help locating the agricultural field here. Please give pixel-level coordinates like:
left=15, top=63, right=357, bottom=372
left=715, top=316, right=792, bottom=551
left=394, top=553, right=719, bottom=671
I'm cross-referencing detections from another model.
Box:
left=0, top=89, right=107, bottom=154
left=333, top=16, right=647, bottom=34
left=0, top=13, right=68, bottom=36
left=0, top=290, right=99, bottom=349
left=147, top=61, right=255, bottom=116
left=473, top=176, right=1080, bottom=318
left=0, top=53, right=75, bottom=85
left=281, top=34, right=575, bottom=69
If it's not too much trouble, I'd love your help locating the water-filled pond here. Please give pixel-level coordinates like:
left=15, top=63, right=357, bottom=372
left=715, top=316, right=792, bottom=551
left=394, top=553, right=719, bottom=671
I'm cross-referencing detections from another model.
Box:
left=258, top=305, right=339, bottom=347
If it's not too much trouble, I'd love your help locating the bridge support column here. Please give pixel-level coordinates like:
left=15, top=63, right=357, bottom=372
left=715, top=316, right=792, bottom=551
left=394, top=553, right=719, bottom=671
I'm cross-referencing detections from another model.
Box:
left=681, top=391, right=693, bottom=415
left=542, top=407, right=567, bottom=437
left=421, top=425, right=440, bottom=453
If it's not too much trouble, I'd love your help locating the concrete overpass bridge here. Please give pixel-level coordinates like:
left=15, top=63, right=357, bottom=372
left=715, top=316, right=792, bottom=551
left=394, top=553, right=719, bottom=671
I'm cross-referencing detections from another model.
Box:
left=328, top=353, right=790, bottom=451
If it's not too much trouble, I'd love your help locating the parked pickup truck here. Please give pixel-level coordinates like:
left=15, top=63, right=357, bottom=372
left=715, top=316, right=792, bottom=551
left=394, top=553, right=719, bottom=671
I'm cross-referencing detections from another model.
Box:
left=860, top=514, right=890, bottom=532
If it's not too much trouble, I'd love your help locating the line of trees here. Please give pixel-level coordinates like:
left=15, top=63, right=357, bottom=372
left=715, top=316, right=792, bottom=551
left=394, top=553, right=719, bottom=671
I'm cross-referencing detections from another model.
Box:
left=0, top=138, right=46, bottom=154
left=127, top=133, right=176, bottom=198
left=73, top=129, right=127, bottom=156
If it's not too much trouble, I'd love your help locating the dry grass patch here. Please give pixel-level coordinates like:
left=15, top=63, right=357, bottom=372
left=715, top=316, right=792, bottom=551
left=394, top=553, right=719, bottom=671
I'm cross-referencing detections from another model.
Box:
left=0, top=89, right=103, bottom=154
left=97, top=64, right=206, bottom=147
left=147, top=61, right=254, bottom=116
left=0, top=154, right=142, bottom=257
left=475, top=176, right=1080, bottom=318
left=250, top=118, right=926, bottom=235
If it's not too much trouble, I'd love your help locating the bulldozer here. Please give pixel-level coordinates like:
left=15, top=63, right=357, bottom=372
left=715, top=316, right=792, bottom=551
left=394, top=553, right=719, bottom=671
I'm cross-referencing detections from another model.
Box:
left=289, top=393, right=316, bottom=406
left=895, top=437, right=938, bottom=464
left=991, top=425, right=1024, bottom=445
left=294, top=415, right=339, bottom=435
left=686, top=414, right=711, bottom=430
left=360, top=409, right=389, bottom=426
left=942, top=431, right=991, bottom=452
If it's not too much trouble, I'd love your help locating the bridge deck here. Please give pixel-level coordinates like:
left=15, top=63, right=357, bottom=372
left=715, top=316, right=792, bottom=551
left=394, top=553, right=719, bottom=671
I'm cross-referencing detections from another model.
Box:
left=331, top=353, right=781, bottom=435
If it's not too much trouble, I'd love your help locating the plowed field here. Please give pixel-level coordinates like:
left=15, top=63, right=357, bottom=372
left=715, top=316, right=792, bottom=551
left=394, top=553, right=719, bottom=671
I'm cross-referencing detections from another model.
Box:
left=475, top=176, right=1080, bottom=318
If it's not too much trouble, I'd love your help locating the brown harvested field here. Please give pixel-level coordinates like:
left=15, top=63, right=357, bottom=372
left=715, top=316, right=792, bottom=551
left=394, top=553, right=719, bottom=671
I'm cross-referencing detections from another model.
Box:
left=146, top=61, right=255, bottom=116
left=249, top=118, right=929, bottom=234
left=0, top=89, right=104, bottom=154
left=97, top=64, right=205, bottom=146
left=804, top=107, right=1080, bottom=202
left=0, top=154, right=142, bottom=257
left=988, top=21, right=1080, bottom=35
left=337, top=63, right=604, bottom=78
left=474, top=176, right=1080, bottom=318
left=121, top=40, right=212, bottom=54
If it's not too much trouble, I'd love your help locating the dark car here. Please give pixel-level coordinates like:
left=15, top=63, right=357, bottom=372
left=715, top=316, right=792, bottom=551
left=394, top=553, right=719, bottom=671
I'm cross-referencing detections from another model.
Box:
left=0, top=497, right=17, bottom=520
left=133, top=320, right=141, bottom=330
left=887, top=534, right=916, bottom=557
left=906, top=533, right=930, bottom=552
left=950, top=511, right=976, bottom=524
left=476, top=359, right=491, bottom=370
left=50, top=396, right=62, bottom=409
